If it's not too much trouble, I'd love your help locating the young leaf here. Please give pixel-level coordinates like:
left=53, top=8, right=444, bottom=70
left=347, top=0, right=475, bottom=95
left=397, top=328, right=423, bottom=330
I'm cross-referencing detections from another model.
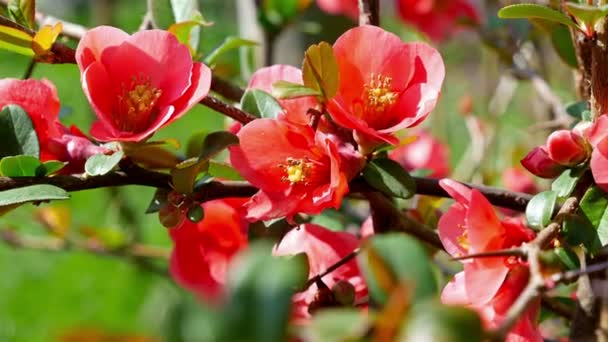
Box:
left=358, top=233, right=437, bottom=306
left=167, top=12, right=211, bottom=56
left=208, top=161, right=244, bottom=181
left=204, top=36, right=258, bottom=66
left=0, top=24, right=34, bottom=56
left=564, top=3, right=608, bottom=33
left=562, top=213, right=601, bottom=254
left=0, top=104, right=39, bottom=158
left=551, top=168, right=582, bottom=198
left=525, top=190, right=557, bottom=228
left=272, top=80, right=321, bottom=99
left=32, top=22, right=62, bottom=56
left=551, top=24, right=578, bottom=68
left=170, top=157, right=209, bottom=194
left=362, top=158, right=416, bottom=199
left=186, top=204, right=204, bottom=223
left=240, top=89, right=283, bottom=119
left=580, top=185, right=608, bottom=228
left=7, top=0, right=36, bottom=29
left=0, top=155, right=41, bottom=177
left=199, top=131, right=239, bottom=161
left=40, top=160, right=66, bottom=176
left=302, top=41, right=339, bottom=101
left=218, top=242, right=308, bottom=342
left=404, top=302, right=484, bottom=342
left=0, top=184, right=69, bottom=206
left=498, top=4, right=578, bottom=29
left=84, top=150, right=124, bottom=176
left=145, top=188, right=171, bottom=214
left=565, top=100, right=589, bottom=119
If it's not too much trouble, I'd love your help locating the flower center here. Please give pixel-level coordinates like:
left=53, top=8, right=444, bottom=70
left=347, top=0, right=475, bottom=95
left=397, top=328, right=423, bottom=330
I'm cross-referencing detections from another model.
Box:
left=364, top=74, right=398, bottom=114
left=114, top=75, right=162, bottom=133
left=279, top=157, right=326, bottom=186
left=457, top=228, right=470, bottom=251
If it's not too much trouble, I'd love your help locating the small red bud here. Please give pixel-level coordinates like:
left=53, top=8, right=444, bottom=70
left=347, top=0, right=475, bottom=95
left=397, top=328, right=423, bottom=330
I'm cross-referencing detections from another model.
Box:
left=546, top=130, right=589, bottom=166
left=521, top=146, right=565, bottom=179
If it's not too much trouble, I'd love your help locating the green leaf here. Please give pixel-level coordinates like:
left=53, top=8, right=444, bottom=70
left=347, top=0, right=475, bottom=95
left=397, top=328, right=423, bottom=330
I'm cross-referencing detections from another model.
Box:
left=358, top=233, right=436, bottom=306
left=554, top=247, right=580, bottom=270
left=562, top=213, right=601, bottom=254
left=204, top=36, right=258, bottom=67
left=551, top=168, right=583, bottom=198
left=565, top=101, right=589, bottom=119
left=0, top=104, right=39, bottom=158
left=302, top=41, right=339, bottom=101
left=84, top=150, right=124, bottom=176
left=498, top=4, right=578, bottom=29
left=218, top=242, right=308, bottom=342
left=40, top=160, right=66, bottom=176
left=208, top=161, right=244, bottom=181
left=0, top=184, right=69, bottom=206
left=551, top=24, right=578, bottom=68
left=0, top=155, right=41, bottom=176
left=145, top=188, right=171, bottom=214
left=362, top=158, right=416, bottom=199
left=525, top=190, right=557, bottom=228
left=240, top=89, right=283, bottom=119
left=8, top=0, right=35, bottom=29
left=257, top=0, right=300, bottom=33
left=403, top=301, right=484, bottom=342
left=200, top=131, right=239, bottom=161
left=186, top=205, right=204, bottom=223
left=0, top=24, right=34, bottom=56
left=580, top=185, right=608, bottom=228
left=272, top=80, right=321, bottom=99
left=301, top=308, right=369, bottom=341
left=170, top=157, right=209, bottom=194
left=564, top=3, right=608, bottom=31
left=167, top=11, right=210, bottom=56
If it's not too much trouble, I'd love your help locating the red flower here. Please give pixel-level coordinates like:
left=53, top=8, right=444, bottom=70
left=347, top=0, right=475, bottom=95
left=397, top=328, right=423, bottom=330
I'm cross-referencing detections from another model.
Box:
left=389, top=130, right=450, bottom=178
left=230, top=118, right=360, bottom=221
left=169, top=199, right=248, bottom=300
left=328, top=25, right=445, bottom=146
left=521, top=146, right=566, bottom=179
left=273, top=224, right=367, bottom=320
left=76, top=26, right=212, bottom=142
left=316, top=0, right=359, bottom=20
left=438, top=179, right=541, bottom=341
left=396, top=0, right=481, bottom=42
left=247, top=65, right=318, bottom=126
left=546, top=130, right=589, bottom=166
left=581, top=116, right=608, bottom=192
left=0, top=78, right=105, bottom=171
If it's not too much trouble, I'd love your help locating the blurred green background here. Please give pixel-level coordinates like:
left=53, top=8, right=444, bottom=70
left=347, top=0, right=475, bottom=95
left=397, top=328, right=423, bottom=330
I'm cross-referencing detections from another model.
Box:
left=0, top=0, right=576, bottom=341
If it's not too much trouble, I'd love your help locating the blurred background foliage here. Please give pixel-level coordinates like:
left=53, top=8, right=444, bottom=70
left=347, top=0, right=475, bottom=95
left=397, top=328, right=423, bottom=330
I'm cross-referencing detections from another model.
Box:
left=0, top=0, right=576, bottom=341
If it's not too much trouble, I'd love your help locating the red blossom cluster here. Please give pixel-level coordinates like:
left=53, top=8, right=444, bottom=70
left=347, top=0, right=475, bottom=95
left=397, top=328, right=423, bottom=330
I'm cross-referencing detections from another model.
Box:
left=316, top=0, right=481, bottom=41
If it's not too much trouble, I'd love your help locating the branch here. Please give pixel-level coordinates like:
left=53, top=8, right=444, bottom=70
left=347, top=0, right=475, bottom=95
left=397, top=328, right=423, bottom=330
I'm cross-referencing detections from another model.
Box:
left=303, top=248, right=360, bottom=290
left=358, top=0, right=379, bottom=26
left=491, top=197, right=579, bottom=340
left=200, top=95, right=256, bottom=124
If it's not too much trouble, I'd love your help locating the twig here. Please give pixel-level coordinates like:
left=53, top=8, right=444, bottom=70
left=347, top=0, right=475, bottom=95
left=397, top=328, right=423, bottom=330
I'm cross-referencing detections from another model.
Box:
left=200, top=95, right=257, bottom=124
left=491, top=197, right=579, bottom=340
left=358, top=0, right=379, bottom=26
left=211, top=75, right=245, bottom=102
left=302, top=248, right=360, bottom=289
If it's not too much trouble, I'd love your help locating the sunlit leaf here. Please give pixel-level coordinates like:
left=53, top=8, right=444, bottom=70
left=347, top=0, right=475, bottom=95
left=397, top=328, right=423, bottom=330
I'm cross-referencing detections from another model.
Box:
left=498, top=4, right=578, bottom=29
left=0, top=24, right=34, bottom=56
left=362, top=158, right=416, bottom=199
left=302, top=41, right=339, bottom=101
left=84, top=150, right=124, bottom=176
left=240, top=89, right=283, bottom=119
left=0, top=184, right=69, bottom=206
left=525, top=190, right=557, bottom=228
left=0, top=104, right=39, bottom=158
left=204, top=36, right=258, bottom=66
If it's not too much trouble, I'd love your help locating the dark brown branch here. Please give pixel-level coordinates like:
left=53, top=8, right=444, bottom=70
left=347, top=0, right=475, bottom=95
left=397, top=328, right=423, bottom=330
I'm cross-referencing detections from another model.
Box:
left=211, top=75, right=245, bottom=102
left=358, top=0, right=379, bottom=26
left=200, top=95, right=257, bottom=124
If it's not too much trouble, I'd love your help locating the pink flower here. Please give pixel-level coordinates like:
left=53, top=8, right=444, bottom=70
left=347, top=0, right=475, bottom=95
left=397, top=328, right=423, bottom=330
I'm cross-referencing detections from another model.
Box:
left=230, top=118, right=360, bottom=221
left=0, top=78, right=106, bottom=172
left=247, top=65, right=318, bottom=126
left=396, top=0, right=481, bottom=42
left=76, top=26, right=212, bottom=142
left=273, top=224, right=367, bottom=320
left=316, top=0, right=359, bottom=20
left=389, top=130, right=450, bottom=178
left=169, top=199, right=248, bottom=300
left=521, top=146, right=566, bottom=179
left=581, top=116, right=608, bottom=192
left=438, top=179, right=541, bottom=341
left=328, top=25, right=445, bottom=146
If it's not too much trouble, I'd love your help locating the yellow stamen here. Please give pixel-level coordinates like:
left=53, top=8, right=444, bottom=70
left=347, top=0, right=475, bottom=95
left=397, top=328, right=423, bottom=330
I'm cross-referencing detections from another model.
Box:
left=115, top=75, right=162, bottom=132
left=365, top=74, right=398, bottom=113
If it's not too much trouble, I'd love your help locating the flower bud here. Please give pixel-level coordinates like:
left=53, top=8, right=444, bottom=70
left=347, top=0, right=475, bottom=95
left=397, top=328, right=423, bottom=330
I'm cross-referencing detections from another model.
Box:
left=546, top=130, right=589, bottom=166
left=331, top=280, right=356, bottom=306
left=521, top=146, right=565, bottom=179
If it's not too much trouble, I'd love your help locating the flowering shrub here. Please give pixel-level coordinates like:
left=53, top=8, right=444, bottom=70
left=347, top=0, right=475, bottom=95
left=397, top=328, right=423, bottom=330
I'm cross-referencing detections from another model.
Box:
left=0, top=0, right=606, bottom=340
